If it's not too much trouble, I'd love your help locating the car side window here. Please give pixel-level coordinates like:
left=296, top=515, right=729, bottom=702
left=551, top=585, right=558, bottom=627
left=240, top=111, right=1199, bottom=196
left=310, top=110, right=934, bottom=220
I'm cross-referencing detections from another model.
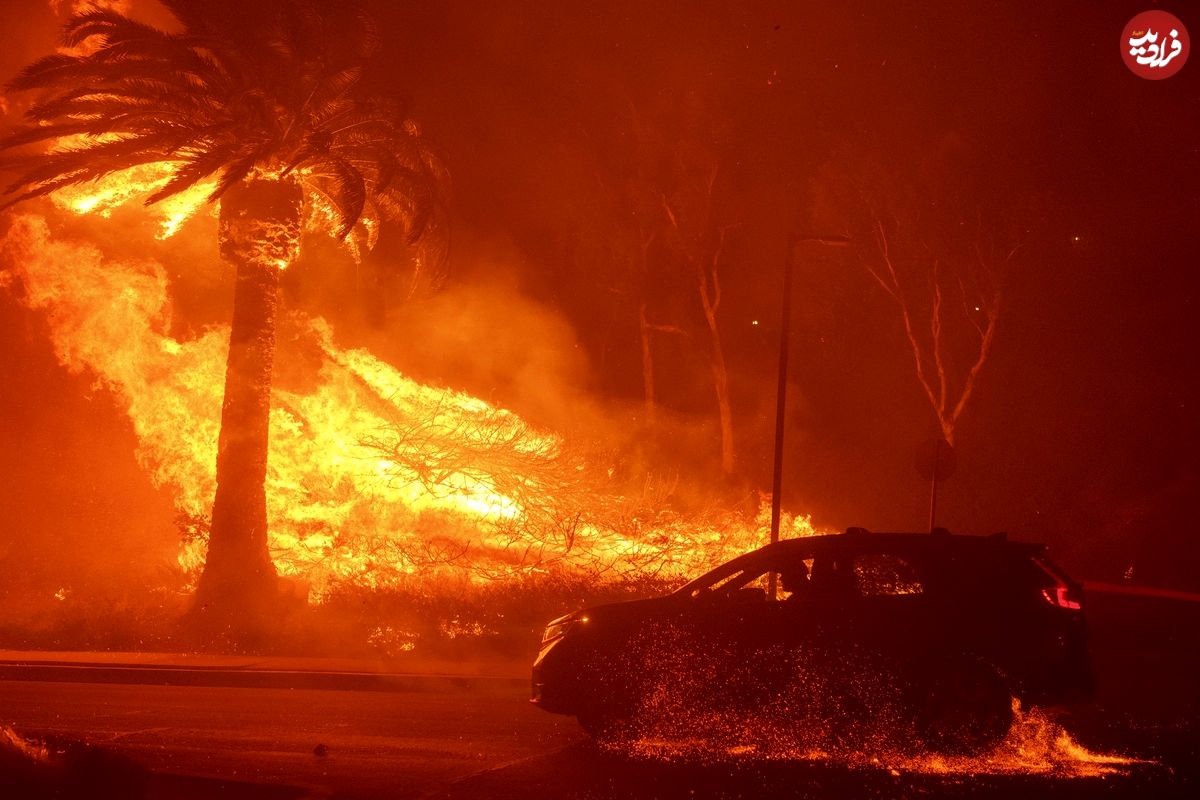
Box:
left=778, top=557, right=815, bottom=600
left=690, top=568, right=752, bottom=599
left=853, top=553, right=924, bottom=596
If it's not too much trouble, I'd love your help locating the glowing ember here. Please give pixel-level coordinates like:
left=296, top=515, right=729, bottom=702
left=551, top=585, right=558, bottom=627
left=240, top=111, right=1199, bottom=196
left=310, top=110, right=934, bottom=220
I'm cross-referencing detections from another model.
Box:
left=588, top=637, right=1142, bottom=778
left=618, top=701, right=1145, bottom=779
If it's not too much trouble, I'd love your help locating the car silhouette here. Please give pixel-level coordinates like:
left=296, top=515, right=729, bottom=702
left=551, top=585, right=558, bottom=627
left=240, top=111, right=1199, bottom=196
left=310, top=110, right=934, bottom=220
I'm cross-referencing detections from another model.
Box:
left=531, top=528, right=1093, bottom=753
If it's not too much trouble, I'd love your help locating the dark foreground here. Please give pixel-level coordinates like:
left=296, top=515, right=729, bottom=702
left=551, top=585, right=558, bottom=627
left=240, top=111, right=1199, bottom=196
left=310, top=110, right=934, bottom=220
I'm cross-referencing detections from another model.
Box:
left=0, top=590, right=1197, bottom=799
left=434, top=738, right=1194, bottom=800
left=0, top=676, right=576, bottom=799
left=0, top=674, right=1196, bottom=799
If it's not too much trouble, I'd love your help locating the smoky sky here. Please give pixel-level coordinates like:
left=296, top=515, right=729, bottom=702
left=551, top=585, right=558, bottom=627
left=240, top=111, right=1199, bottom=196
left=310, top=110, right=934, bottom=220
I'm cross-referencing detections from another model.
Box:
left=0, top=0, right=1197, bottom=592
left=365, top=0, right=1199, bottom=585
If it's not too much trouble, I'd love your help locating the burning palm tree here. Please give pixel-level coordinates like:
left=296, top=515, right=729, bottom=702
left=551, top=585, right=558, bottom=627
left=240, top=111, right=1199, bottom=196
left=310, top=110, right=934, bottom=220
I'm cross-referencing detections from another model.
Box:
left=0, top=0, right=447, bottom=630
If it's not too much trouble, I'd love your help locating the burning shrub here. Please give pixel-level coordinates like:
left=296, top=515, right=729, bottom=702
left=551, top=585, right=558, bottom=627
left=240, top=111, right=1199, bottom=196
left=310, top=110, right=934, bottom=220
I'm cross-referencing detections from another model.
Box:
left=2, top=213, right=824, bottom=655
left=0, top=583, right=189, bottom=652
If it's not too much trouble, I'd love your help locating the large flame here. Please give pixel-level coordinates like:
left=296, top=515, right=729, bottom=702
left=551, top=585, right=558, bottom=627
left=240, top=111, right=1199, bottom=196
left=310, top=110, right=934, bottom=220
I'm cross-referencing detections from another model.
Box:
left=1, top=199, right=805, bottom=601
left=50, top=166, right=215, bottom=240
left=44, top=138, right=215, bottom=239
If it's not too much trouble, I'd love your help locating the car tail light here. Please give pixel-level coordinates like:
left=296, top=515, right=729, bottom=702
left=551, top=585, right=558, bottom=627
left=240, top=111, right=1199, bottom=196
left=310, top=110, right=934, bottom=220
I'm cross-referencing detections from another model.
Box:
left=1033, top=557, right=1083, bottom=610
left=1040, top=585, right=1082, bottom=610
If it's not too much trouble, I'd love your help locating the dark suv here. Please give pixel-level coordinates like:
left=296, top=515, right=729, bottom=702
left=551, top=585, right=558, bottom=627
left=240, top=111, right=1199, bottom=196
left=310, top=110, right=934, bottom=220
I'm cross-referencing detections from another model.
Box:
left=531, top=529, right=1093, bottom=753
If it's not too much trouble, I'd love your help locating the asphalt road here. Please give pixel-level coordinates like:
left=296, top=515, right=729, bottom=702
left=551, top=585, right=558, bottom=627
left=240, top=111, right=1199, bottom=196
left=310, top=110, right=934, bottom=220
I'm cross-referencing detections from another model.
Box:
left=0, top=676, right=580, bottom=799
left=1, top=591, right=1196, bottom=799
left=1, top=671, right=1195, bottom=800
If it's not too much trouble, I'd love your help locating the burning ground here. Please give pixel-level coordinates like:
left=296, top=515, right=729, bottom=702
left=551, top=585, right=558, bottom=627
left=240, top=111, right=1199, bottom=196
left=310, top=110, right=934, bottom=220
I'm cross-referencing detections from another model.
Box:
left=0, top=204, right=814, bottom=649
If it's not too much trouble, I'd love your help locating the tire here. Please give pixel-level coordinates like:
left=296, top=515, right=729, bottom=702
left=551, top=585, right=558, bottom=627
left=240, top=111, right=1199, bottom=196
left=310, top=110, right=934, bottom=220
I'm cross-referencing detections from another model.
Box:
left=913, top=656, right=1014, bottom=755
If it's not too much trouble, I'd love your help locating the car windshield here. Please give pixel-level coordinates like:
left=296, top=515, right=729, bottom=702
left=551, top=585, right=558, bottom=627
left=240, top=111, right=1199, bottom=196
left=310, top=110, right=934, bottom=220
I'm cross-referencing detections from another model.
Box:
left=674, top=551, right=770, bottom=598
left=676, top=543, right=930, bottom=601
left=675, top=548, right=820, bottom=600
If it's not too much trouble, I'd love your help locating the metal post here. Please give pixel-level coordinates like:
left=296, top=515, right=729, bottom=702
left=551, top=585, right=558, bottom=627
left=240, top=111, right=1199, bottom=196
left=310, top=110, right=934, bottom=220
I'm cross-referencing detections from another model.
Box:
left=767, top=245, right=794, bottom=601
left=928, top=437, right=940, bottom=533
left=767, top=234, right=850, bottom=601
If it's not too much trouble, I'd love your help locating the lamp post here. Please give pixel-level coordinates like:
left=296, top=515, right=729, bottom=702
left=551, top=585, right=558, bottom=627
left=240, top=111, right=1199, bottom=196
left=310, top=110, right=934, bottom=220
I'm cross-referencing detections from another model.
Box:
left=767, top=233, right=851, bottom=600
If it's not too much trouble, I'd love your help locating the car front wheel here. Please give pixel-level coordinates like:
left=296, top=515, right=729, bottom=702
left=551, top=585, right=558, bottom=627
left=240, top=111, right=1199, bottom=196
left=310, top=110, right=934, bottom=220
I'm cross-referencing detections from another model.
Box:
left=912, top=655, right=1014, bottom=755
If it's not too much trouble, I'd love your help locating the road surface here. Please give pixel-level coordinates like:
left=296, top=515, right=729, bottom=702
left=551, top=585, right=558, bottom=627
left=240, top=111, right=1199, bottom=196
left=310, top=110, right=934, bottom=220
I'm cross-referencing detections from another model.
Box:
left=0, top=675, right=578, bottom=798
left=1, top=670, right=1195, bottom=799
left=1, top=589, right=1197, bottom=798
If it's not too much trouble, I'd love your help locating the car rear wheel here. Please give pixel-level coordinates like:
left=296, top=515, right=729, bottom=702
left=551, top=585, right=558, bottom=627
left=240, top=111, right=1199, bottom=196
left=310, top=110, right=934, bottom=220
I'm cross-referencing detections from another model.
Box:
left=913, top=656, right=1013, bottom=755
left=576, top=710, right=635, bottom=741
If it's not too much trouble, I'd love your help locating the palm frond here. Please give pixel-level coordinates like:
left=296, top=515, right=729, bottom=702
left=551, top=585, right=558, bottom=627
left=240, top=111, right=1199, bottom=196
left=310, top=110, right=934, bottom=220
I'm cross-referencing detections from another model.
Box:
left=0, top=120, right=117, bottom=150
left=7, top=54, right=89, bottom=92
left=417, top=142, right=453, bottom=195
left=208, top=146, right=266, bottom=201
left=12, top=57, right=205, bottom=95
left=90, top=38, right=208, bottom=74
left=2, top=0, right=448, bottom=262
left=3, top=134, right=174, bottom=194
left=310, top=154, right=366, bottom=239
left=308, top=67, right=363, bottom=109
left=62, top=9, right=173, bottom=49
left=280, top=140, right=325, bottom=176
left=28, top=93, right=157, bottom=121
left=306, top=96, right=360, bottom=129
left=372, top=182, right=432, bottom=243
left=144, top=144, right=236, bottom=204
left=0, top=171, right=91, bottom=212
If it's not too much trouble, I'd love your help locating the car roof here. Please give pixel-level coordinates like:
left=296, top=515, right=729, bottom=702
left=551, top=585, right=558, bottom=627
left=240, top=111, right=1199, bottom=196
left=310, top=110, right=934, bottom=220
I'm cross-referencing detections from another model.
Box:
left=675, top=530, right=1047, bottom=596
left=763, top=529, right=1046, bottom=558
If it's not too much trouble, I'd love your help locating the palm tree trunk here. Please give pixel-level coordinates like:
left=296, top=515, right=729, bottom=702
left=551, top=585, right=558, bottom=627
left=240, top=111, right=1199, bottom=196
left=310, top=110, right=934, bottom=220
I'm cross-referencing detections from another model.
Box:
left=196, top=258, right=280, bottom=610
left=194, top=177, right=302, bottom=629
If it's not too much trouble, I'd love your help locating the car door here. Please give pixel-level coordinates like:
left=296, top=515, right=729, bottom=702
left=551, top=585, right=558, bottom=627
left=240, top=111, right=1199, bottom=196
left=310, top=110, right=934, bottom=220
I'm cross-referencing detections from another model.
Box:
left=822, top=547, right=938, bottom=699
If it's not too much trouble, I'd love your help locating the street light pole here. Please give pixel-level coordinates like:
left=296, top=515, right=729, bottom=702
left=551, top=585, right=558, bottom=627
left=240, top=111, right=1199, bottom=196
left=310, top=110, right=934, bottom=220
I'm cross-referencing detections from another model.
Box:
left=768, top=233, right=850, bottom=600
left=768, top=243, right=795, bottom=549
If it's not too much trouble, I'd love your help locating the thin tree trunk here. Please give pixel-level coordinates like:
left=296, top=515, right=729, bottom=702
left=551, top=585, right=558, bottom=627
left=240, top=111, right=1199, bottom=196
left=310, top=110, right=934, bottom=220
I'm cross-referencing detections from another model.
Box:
left=697, top=267, right=734, bottom=477
left=638, top=300, right=657, bottom=427
left=706, top=318, right=734, bottom=477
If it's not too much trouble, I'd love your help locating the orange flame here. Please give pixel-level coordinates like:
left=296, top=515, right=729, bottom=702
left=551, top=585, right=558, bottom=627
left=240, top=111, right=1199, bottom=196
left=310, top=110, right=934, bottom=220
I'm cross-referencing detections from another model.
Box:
left=1, top=211, right=808, bottom=601
left=44, top=140, right=215, bottom=239
left=622, top=701, right=1144, bottom=778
